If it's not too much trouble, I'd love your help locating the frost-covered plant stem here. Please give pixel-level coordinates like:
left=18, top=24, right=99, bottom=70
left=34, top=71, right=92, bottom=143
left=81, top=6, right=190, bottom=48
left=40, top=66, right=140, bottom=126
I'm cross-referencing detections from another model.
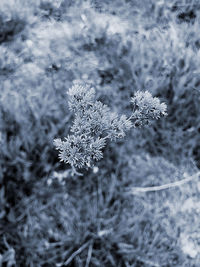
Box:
left=54, top=81, right=167, bottom=173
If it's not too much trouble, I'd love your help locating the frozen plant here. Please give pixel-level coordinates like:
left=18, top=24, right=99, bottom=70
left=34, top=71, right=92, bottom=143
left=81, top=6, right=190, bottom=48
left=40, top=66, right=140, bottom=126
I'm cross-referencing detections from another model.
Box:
left=54, top=82, right=167, bottom=173
left=54, top=81, right=132, bottom=172
left=131, top=91, right=167, bottom=127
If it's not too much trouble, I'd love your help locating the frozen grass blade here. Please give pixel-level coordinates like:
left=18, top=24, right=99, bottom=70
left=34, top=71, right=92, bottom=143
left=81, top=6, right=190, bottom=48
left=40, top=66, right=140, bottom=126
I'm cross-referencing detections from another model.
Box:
left=129, top=171, right=200, bottom=194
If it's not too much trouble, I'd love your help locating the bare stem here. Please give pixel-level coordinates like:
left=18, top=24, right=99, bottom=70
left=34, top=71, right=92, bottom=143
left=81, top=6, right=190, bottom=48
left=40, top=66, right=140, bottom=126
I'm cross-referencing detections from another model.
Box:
left=129, top=171, right=200, bottom=194
left=64, top=241, right=90, bottom=266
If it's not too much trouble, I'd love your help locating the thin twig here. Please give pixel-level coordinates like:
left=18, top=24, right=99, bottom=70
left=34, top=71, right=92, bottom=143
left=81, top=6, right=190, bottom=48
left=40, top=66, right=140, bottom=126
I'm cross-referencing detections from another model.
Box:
left=71, top=166, right=83, bottom=176
left=64, top=241, right=90, bottom=266
left=129, top=171, right=200, bottom=194
left=85, top=241, right=93, bottom=267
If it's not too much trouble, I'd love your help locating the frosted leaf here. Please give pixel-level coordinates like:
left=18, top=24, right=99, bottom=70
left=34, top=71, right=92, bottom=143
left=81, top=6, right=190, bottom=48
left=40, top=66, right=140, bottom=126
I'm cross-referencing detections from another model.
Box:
left=131, top=91, right=167, bottom=126
left=67, top=82, right=95, bottom=112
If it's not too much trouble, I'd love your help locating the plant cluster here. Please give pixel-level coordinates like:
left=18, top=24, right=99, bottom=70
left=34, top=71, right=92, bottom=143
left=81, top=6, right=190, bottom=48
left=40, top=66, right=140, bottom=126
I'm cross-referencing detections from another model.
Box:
left=54, top=81, right=167, bottom=171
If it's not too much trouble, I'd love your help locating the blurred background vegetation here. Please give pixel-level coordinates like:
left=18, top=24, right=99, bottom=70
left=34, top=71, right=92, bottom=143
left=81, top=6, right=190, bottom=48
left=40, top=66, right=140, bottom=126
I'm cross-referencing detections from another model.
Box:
left=1, top=0, right=200, bottom=266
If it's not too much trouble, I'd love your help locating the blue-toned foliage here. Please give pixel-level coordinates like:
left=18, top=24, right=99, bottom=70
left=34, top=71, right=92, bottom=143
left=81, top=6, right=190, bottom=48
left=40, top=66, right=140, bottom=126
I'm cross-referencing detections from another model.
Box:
left=1, top=0, right=200, bottom=266
left=54, top=82, right=166, bottom=170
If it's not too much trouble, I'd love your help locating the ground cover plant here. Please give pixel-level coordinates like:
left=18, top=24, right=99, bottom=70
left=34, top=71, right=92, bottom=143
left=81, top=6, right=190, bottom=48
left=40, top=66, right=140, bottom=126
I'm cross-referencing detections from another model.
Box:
left=1, top=0, right=200, bottom=266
